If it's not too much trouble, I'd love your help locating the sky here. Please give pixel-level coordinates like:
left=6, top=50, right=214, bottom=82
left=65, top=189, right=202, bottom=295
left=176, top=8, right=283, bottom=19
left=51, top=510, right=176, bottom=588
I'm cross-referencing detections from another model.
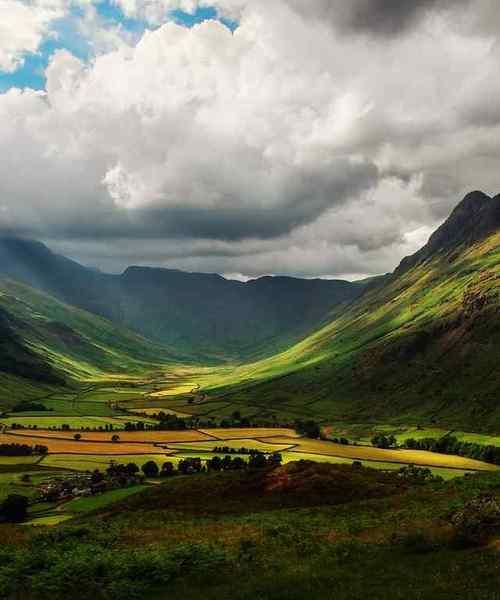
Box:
left=1, top=0, right=500, bottom=280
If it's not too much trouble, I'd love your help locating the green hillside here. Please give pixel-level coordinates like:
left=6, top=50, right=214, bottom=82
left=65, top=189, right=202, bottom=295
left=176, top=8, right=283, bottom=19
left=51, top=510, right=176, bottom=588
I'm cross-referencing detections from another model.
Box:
left=0, top=278, right=188, bottom=408
left=186, top=212, right=499, bottom=430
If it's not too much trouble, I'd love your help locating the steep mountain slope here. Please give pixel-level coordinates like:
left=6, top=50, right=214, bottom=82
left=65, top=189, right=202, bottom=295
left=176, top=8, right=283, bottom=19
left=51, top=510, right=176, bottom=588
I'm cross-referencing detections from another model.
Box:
left=0, top=278, right=184, bottom=405
left=0, top=238, right=366, bottom=359
left=195, top=192, right=500, bottom=430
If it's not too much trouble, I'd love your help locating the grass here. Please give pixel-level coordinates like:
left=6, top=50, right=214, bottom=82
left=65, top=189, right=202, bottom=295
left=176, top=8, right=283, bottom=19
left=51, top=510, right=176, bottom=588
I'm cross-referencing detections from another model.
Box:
left=63, top=485, right=149, bottom=513
left=40, top=454, right=176, bottom=471
left=0, top=415, right=156, bottom=429
left=0, top=456, right=42, bottom=465
left=1, top=460, right=500, bottom=598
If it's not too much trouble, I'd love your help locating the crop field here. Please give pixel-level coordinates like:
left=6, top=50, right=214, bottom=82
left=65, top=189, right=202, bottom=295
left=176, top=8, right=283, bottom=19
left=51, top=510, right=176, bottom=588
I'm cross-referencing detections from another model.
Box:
left=128, top=407, right=191, bottom=417
left=0, top=415, right=156, bottom=429
left=263, top=436, right=498, bottom=471
left=199, top=428, right=301, bottom=440
left=0, top=432, right=173, bottom=455
left=2, top=424, right=496, bottom=477
left=166, top=439, right=296, bottom=453
left=7, top=429, right=214, bottom=444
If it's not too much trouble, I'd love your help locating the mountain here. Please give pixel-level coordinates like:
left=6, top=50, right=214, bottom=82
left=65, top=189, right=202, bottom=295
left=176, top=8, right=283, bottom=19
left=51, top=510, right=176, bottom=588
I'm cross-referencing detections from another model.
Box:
left=197, top=192, right=500, bottom=430
left=0, top=277, right=187, bottom=407
left=396, top=190, right=500, bottom=274
left=0, top=238, right=367, bottom=359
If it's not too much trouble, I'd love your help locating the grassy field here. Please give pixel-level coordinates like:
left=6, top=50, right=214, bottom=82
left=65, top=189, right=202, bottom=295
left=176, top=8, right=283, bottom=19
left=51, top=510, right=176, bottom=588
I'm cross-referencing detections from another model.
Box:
left=3, top=462, right=499, bottom=599
left=40, top=453, right=177, bottom=471
left=63, top=485, right=150, bottom=513
left=0, top=415, right=157, bottom=429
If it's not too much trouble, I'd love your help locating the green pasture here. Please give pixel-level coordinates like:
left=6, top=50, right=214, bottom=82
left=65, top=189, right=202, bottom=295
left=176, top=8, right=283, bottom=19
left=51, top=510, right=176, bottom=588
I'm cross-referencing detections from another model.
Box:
left=63, top=485, right=149, bottom=514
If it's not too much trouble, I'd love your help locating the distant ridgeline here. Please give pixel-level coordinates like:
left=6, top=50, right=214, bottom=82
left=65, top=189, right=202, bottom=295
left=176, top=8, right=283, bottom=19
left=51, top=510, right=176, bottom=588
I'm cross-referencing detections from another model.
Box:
left=0, top=237, right=371, bottom=360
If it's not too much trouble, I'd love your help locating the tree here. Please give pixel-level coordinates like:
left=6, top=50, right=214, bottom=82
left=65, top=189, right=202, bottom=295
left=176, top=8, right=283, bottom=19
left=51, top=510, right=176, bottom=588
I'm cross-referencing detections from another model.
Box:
left=295, top=420, right=321, bottom=439
left=142, top=461, right=159, bottom=477
left=160, top=462, right=175, bottom=477
left=208, top=456, right=222, bottom=471
left=232, top=457, right=246, bottom=470
left=249, top=453, right=268, bottom=469
left=0, top=494, right=29, bottom=523
left=268, top=453, right=282, bottom=467
left=126, top=463, right=139, bottom=476
left=73, top=433, right=82, bottom=441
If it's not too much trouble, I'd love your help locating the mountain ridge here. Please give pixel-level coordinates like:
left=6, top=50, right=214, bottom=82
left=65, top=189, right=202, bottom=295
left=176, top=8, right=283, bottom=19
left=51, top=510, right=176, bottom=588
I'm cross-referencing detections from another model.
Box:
left=0, top=238, right=368, bottom=359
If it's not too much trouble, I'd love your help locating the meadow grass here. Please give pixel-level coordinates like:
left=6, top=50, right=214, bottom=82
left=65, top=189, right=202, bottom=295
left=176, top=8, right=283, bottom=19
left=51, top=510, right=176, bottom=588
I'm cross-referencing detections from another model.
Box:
left=63, top=485, right=149, bottom=513
left=40, top=453, right=175, bottom=471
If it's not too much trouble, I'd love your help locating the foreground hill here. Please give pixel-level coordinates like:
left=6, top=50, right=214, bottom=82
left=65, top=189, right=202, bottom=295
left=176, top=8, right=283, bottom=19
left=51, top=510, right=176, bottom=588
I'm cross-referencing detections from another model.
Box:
left=1, top=461, right=499, bottom=599
left=192, top=192, right=500, bottom=430
left=0, top=239, right=367, bottom=360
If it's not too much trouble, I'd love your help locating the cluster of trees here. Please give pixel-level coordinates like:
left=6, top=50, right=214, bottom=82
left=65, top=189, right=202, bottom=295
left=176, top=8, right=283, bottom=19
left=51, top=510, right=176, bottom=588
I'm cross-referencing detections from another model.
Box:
left=331, top=437, right=350, bottom=445
left=208, top=453, right=282, bottom=471
left=0, top=494, right=29, bottom=523
left=371, top=434, right=398, bottom=449
left=403, top=436, right=500, bottom=466
left=397, top=464, right=442, bottom=484
left=294, top=420, right=321, bottom=439
left=108, top=452, right=284, bottom=480
left=0, top=443, right=48, bottom=456
left=11, top=401, right=49, bottom=413
left=212, top=446, right=264, bottom=455
left=124, top=414, right=188, bottom=431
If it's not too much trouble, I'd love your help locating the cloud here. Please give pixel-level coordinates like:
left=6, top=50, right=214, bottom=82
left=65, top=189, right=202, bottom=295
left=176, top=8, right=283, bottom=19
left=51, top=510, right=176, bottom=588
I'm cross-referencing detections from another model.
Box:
left=0, top=0, right=66, bottom=72
left=1, top=0, right=500, bottom=279
left=284, top=0, right=471, bottom=37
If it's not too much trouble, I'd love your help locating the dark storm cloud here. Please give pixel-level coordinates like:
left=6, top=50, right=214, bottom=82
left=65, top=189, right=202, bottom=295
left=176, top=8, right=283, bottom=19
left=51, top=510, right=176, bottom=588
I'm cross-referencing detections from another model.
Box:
left=286, top=0, right=470, bottom=36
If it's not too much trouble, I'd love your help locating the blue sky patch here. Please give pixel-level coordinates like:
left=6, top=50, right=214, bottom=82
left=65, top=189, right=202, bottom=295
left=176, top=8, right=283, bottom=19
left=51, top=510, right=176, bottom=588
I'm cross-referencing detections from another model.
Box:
left=0, top=3, right=237, bottom=94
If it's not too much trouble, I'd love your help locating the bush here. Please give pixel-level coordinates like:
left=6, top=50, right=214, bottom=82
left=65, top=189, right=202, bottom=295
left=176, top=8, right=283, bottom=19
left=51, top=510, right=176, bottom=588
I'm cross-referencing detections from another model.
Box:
left=450, top=494, right=500, bottom=547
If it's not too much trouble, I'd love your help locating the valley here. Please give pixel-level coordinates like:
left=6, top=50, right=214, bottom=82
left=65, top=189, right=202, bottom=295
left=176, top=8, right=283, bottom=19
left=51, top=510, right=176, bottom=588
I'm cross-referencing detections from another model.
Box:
left=0, top=192, right=498, bottom=599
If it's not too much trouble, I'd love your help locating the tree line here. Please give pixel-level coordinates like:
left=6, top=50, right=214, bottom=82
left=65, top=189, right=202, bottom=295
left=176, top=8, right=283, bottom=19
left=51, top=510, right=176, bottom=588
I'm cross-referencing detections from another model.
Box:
left=402, top=436, right=500, bottom=466
left=0, top=443, right=48, bottom=456
left=105, top=452, right=284, bottom=480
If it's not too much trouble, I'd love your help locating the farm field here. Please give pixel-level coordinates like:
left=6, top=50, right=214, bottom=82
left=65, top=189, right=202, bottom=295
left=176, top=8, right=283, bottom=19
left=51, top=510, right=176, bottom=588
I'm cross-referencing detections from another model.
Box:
left=40, top=454, right=178, bottom=471
left=199, top=428, right=301, bottom=440
left=324, top=423, right=500, bottom=446
left=263, top=436, right=498, bottom=471
left=2, top=427, right=497, bottom=474
left=0, top=415, right=157, bottom=429
left=0, top=432, right=174, bottom=455
left=166, top=439, right=296, bottom=453
left=6, top=429, right=214, bottom=444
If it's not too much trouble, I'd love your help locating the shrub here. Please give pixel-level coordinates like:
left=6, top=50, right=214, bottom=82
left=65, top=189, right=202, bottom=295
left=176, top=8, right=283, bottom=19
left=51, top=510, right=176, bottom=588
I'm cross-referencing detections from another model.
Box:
left=450, top=494, right=500, bottom=547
